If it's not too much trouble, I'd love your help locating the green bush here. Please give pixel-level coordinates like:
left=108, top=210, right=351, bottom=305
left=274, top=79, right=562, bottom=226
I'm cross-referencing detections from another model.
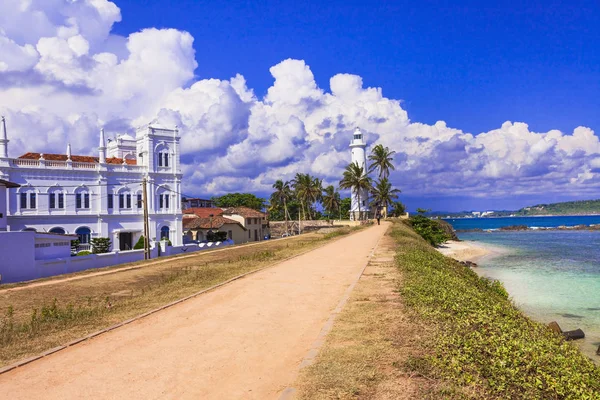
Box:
left=134, top=235, right=145, bottom=250
left=76, top=251, right=92, bottom=256
left=391, top=223, right=600, bottom=399
left=90, top=237, right=111, bottom=254
left=407, top=215, right=451, bottom=246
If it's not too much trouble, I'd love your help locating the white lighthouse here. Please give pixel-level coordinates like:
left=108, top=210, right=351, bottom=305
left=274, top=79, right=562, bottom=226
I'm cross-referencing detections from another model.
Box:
left=349, top=128, right=369, bottom=220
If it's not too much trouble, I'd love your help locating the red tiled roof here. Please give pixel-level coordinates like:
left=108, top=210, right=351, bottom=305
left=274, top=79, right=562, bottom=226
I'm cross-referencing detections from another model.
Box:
left=222, top=206, right=265, bottom=218
left=183, top=215, right=245, bottom=230
left=18, top=152, right=137, bottom=165
left=183, top=207, right=223, bottom=218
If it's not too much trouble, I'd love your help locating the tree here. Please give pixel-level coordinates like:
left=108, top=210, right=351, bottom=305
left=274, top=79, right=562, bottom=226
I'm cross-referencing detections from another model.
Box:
left=370, top=178, right=401, bottom=218
left=292, top=173, right=321, bottom=221
left=339, top=162, right=372, bottom=220
left=416, top=208, right=430, bottom=215
left=390, top=201, right=406, bottom=217
left=368, top=144, right=396, bottom=179
left=134, top=235, right=145, bottom=250
left=90, top=237, right=111, bottom=254
left=270, top=180, right=292, bottom=234
left=322, top=185, right=341, bottom=220
left=212, top=193, right=265, bottom=210
left=340, top=197, right=351, bottom=220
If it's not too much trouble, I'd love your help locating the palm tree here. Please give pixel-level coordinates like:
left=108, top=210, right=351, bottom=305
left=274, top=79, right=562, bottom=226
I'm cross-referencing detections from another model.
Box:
left=322, top=185, right=341, bottom=220
left=271, top=180, right=292, bottom=234
left=368, top=144, right=396, bottom=179
left=390, top=201, right=406, bottom=217
left=370, top=178, right=401, bottom=218
left=292, top=173, right=310, bottom=221
left=339, top=162, right=372, bottom=220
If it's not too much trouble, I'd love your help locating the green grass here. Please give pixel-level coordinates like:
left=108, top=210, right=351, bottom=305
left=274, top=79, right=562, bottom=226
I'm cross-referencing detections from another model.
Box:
left=393, top=222, right=600, bottom=399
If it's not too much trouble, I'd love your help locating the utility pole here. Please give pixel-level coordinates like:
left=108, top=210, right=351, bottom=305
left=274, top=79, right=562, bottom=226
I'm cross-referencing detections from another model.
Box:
left=142, top=177, right=150, bottom=260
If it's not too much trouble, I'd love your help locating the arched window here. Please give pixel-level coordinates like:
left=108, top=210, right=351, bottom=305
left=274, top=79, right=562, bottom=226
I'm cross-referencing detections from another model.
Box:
left=18, top=185, right=38, bottom=210
left=156, top=185, right=171, bottom=211
left=160, top=226, right=170, bottom=240
left=49, top=227, right=66, bottom=234
left=48, top=187, right=65, bottom=210
left=118, top=188, right=132, bottom=210
left=155, top=144, right=170, bottom=168
left=22, top=227, right=37, bottom=232
left=74, top=186, right=90, bottom=210
left=76, top=227, right=91, bottom=244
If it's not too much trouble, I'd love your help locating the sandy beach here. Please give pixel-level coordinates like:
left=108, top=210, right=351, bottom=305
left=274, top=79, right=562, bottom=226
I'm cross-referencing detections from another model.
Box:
left=436, top=240, right=500, bottom=262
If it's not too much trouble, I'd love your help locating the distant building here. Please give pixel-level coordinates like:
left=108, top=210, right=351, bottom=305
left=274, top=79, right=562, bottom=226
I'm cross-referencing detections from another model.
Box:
left=183, top=214, right=246, bottom=244
left=0, top=117, right=183, bottom=251
left=182, top=197, right=215, bottom=209
left=222, top=206, right=268, bottom=242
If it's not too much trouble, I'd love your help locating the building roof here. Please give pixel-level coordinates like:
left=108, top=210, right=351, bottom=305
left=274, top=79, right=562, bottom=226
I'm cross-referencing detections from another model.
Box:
left=222, top=206, right=266, bottom=218
left=183, top=215, right=245, bottom=230
left=183, top=207, right=223, bottom=218
left=0, top=179, right=20, bottom=188
left=18, top=152, right=137, bottom=165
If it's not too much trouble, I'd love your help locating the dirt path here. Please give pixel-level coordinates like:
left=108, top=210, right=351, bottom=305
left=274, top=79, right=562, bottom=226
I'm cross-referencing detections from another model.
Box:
left=0, top=223, right=388, bottom=399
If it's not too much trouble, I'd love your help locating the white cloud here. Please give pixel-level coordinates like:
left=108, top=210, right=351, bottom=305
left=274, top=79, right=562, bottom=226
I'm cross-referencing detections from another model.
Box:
left=0, top=0, right=598, bottom=202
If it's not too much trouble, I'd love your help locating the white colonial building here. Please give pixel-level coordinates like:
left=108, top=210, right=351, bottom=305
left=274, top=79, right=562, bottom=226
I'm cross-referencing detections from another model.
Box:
left=0, top=117, right=183, bottom=251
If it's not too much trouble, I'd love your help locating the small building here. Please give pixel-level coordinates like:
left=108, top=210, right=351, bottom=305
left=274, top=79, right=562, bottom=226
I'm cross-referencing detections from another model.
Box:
left=0, top=179, right=19, bottom=231
left=222, top=206, right=268, bottom=242
left=182, top=197, right=215, bottom=209
left=183, top=214, right=246, bottom=244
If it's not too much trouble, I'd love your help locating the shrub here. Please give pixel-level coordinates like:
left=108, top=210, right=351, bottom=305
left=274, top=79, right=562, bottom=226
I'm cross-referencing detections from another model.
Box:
left=207, top=231, right=228, bottom=242
left=90, top=237, right=111, bottom=254
left=134, top=235, right=145, bottom=250
left=407, top=215, right=451, bottom=246
left=70, top=239, right=80, bottom=255
left=76, top=251, right=92, bottom=256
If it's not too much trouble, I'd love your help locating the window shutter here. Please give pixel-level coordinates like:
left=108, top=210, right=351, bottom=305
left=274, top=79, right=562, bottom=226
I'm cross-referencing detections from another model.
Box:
left=49, top=193, right=55, bottom=209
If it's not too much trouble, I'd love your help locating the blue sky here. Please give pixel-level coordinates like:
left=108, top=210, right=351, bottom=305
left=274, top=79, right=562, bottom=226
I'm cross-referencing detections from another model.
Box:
left=112, top=0, right=600, bottom=136
left=1, top=0, right=600, bottom=212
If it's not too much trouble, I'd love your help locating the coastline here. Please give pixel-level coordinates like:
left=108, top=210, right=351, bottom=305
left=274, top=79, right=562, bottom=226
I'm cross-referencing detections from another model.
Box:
left=436, top=240, right=505, bottom=263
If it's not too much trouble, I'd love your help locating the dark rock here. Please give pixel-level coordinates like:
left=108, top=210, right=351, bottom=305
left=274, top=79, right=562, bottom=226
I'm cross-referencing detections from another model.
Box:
left=561, top=313, right=584, bottom=319
left=499, top=225, right=530, bottom=231
left=548, top=321, right=562, bottom=334
left=597, top=345, right=600, bottom=356
left=563, top=328, right=585, bottom=341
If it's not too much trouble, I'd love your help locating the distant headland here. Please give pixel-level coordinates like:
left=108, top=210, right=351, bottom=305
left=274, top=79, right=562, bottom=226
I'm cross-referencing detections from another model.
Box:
left=430, top=199, right=600, bottom=219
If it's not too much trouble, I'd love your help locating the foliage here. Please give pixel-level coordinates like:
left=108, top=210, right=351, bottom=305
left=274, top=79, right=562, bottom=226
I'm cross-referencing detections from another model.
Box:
left=161, top=238, right=172, bottom=246
left=292, top=173, right=323, bottom=220
left=340, top=197, right=351, bottom=220
left=133, top=235, right=145, bottom=250
left=207, top=231, right=228, bottom=242
left=70, top=239, right=79, bottom=255
left=370, top=177, right=401, bottom=212
left=76, top=251, right=92, bottom=256
left=339, top=162, right=372, bottom=220
left=408, top=215, right=451, bottom=246
left=390, top=201, right=406, bottom=217
left=391, top=222, right=600, bottom=399
left=416, top=207, right=430, bottom=214
left=368, top=143, right=396, bottom=179
left=90, top=237, right=111, bottom=254
left=212, top=193, right=265, bottom=211
left=322, top=185, right=341, bottom=220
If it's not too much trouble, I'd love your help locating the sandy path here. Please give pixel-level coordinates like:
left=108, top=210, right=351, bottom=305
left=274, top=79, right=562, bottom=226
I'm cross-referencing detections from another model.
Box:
left=0, top=223, right=387, bottom=400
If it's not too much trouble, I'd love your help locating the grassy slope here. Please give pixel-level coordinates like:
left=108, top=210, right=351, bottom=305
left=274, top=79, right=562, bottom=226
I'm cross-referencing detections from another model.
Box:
left=394, top=222, right=600, bottom=399
left=296, top=221, right=600, bottom=399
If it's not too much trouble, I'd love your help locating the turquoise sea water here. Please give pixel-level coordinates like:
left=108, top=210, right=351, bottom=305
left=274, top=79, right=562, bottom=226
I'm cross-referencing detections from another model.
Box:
left=445, top=217, right=600, bottom=360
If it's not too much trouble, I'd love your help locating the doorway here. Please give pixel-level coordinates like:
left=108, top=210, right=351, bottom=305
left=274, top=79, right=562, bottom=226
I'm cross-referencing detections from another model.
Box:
left=119, top=232, right=133, bottom=250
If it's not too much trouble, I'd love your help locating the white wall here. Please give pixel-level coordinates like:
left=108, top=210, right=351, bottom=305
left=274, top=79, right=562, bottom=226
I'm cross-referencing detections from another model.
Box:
left=0, top=185, right=6, bottom=230
left=0, top=232, right=233, bottom=285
